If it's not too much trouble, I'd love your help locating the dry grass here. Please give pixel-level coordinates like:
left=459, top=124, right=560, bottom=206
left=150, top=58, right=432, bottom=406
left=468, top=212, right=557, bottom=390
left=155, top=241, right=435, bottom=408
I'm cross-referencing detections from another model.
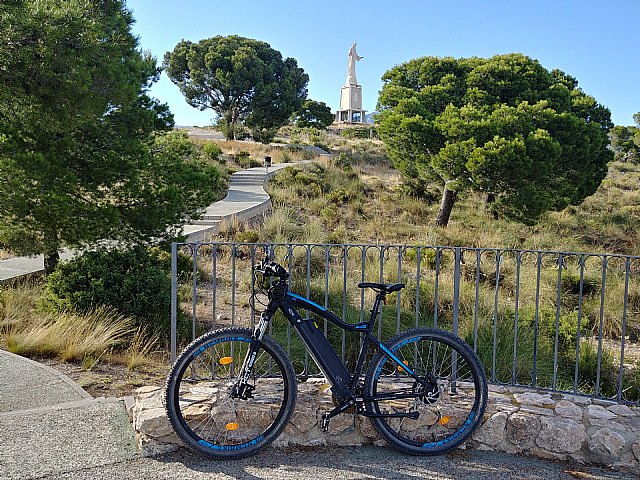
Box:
left=3, top=306, right=134, bottom=361
left=125, top=326, right=161, bottom=371
left=190, top=138, right=318, bottom=166
left=1, top=282, right=42, bottom=328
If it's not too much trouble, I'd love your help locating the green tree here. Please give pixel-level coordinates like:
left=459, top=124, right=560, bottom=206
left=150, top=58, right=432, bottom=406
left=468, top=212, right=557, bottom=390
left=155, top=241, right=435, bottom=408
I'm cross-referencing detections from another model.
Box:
left=292, top=99, right=334, bottom=129
left=0, top=0, right=223, bottom=273
left=164, top=35, right=309, bottom=143
left=377, top=54, right=613, bottom=227
left=610, top=113, right=640, bottom=162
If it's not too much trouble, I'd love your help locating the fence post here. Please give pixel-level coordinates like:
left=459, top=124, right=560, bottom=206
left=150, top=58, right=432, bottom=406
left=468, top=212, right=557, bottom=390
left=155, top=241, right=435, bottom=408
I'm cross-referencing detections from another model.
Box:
left=170, top=242, right=177, bottom=364
left=453, top=247, right=461, bottom=337
left=451, top=247, right=462, bottom=394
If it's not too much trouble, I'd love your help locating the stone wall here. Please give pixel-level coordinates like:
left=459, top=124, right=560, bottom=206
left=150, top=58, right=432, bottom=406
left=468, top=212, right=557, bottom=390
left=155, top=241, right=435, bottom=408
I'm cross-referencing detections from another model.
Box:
left=131, top=382, right=640, bottom=474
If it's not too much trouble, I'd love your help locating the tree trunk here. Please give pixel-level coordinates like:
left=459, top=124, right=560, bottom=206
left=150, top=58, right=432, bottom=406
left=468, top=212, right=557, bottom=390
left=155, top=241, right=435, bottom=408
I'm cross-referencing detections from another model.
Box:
left=486, top=193, right=499, bottom=220
left=44, top=250, right=60, bottom=275
left=435, top=185, right=457, bottom=227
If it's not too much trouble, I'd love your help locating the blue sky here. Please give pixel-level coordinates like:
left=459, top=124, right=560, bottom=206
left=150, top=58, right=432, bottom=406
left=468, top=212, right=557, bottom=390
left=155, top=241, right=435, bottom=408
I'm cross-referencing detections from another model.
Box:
left=127, top=0, right=640, bottom=127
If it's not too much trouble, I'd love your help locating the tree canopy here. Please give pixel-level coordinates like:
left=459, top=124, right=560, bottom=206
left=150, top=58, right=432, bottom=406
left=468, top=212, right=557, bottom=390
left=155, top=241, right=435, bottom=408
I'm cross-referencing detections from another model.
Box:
left=0, top=0, right=224, bottom=273
left=291, top=99, right=334, bottom=129
left=376, top=54, right=613, bottom=227
left=164, top=35, right=309, bottom=143
left=610, top=113, right=640, bottom=162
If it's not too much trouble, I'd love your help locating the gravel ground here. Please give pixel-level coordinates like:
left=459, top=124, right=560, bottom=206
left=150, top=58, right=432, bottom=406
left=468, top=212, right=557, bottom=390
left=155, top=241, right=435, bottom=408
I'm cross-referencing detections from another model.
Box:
left=32, top=446, right=635, bottom=480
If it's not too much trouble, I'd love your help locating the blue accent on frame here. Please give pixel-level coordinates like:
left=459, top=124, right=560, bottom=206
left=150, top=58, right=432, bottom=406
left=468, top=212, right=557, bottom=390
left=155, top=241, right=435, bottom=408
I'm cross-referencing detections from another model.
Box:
left=288, top=292, right=327, bottom=312
left=379, top=344, right=416, bottom=376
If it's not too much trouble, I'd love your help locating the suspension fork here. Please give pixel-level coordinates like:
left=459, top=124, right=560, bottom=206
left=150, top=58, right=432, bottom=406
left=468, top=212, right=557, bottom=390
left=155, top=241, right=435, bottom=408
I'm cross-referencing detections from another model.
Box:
left=232, top=308, right=273, bottom=399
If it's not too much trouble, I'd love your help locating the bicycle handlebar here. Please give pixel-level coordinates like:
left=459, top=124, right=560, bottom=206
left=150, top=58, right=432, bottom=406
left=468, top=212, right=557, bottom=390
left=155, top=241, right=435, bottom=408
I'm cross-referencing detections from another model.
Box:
left=254, top=258, right=289, bottom=281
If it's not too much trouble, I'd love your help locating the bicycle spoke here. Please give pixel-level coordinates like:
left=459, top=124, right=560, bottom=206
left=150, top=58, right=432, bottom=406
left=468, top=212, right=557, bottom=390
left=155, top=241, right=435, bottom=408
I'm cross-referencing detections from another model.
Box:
left=365, top=328, right=487, bottom=454
left=166, top=328, right=296, bottom=457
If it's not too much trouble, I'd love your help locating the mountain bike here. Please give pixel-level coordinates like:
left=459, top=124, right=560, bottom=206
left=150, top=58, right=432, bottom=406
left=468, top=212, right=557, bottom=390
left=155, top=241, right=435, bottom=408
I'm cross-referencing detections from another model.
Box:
left=165, top=258, right=488, bottom=458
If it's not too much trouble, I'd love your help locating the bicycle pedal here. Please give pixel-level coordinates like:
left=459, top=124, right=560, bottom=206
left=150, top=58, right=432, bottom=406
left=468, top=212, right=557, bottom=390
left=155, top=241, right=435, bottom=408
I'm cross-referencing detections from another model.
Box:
left=321, top=412, right=331, bottom=432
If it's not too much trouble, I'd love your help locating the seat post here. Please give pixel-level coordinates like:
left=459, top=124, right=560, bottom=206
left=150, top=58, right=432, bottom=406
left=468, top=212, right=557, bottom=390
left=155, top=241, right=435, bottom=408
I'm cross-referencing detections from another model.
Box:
left=368, top=293, right=386, bottom=325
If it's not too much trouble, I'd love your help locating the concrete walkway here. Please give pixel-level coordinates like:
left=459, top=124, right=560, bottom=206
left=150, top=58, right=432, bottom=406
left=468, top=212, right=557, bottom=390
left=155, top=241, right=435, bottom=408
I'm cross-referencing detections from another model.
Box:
left=0, top=350, right=138, bottom=479
left=182, top=161, right=309, bottom=242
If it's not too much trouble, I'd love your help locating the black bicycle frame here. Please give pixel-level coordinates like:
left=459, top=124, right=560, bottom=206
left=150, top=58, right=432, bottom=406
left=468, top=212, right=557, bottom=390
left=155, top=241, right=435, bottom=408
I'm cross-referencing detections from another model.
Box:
left=255, top=288, right=423, bottom=403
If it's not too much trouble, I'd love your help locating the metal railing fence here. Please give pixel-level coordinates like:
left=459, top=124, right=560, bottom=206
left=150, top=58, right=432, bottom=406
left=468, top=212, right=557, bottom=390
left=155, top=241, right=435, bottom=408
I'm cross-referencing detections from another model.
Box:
left=171, top=242, right=640, bottom=405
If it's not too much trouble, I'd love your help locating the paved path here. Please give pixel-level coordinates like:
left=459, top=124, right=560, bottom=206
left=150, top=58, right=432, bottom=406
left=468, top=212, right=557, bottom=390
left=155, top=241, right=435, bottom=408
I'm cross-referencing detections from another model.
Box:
left=182, top=161, right=310, bottom=242
left=5, top=444, right=635, bottom=480
left=0, top=159, right=314, bottom=282
left=0, top=350, right=90, bottom=412
left=0, top=350, right=137, bottom=480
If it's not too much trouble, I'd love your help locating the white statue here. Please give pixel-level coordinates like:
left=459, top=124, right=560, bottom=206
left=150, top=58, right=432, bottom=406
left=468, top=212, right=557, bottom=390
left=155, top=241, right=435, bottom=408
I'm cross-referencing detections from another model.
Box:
left=345, top=42, right=363, bottom=86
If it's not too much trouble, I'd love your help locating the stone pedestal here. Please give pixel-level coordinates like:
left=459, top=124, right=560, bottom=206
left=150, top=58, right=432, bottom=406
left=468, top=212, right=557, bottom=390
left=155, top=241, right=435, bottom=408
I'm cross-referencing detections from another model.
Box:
left=336, top=85, right=366, bottom=124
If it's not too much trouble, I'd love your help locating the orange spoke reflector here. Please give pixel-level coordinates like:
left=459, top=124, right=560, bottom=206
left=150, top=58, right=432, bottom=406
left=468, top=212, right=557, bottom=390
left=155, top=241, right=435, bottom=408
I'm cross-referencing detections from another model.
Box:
left=439, top=416, right=451, bottom=426
left=219, top=357, right=233, bottom=365
left=225, top=422, right=239, bottom=431
left=397, top=360, right=409, bottom=372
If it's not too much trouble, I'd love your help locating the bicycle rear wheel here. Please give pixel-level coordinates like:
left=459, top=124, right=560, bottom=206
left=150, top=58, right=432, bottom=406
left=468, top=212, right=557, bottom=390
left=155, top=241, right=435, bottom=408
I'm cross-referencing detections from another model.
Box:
left=165, top=327, right=297, bottom=458
left=364, top=328, right=487, bottom=455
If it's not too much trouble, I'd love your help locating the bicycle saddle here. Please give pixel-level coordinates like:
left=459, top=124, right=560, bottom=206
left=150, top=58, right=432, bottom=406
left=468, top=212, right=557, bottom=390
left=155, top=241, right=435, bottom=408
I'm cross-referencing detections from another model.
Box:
left=357, top=282, right=405, bottom=293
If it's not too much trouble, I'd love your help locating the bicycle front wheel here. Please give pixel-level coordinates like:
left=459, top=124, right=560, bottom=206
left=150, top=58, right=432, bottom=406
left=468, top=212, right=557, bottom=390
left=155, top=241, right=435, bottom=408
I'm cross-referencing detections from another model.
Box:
left=165, top=327, right=297, bottom=458
left=364, top=328, right=487, bottom=455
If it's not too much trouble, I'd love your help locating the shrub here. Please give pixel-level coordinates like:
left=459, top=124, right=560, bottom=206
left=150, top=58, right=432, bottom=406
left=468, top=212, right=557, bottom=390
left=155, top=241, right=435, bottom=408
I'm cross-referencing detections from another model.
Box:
left=576, top=341, right=619, bottom=398
left=203, top=142, right=222, bottom=161
left=234, top=151, right=262, bottom=168
left=235, top=230, right=260, bottom=243
left=334, top=152, right=352, bottom=170
left=339, top=126, right=377, bottom=139
left=44, top=247, right=188, bottom=337
left=463, top=312, right=555, bottom=386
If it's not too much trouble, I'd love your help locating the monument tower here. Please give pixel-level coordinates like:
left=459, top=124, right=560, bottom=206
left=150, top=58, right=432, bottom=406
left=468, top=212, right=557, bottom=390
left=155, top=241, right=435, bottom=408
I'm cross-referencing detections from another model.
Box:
left=335, top=43, right=366, bottom=123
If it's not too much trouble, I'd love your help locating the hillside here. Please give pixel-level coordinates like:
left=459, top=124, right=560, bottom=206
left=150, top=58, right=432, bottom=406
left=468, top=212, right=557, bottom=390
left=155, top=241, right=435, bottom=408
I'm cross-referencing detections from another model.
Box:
left=248, top=154, right=640, bottom=257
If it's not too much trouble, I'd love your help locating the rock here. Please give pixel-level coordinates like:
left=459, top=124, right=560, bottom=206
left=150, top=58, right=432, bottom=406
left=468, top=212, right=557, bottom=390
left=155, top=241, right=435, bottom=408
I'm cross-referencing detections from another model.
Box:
left=513, top=392, right=554, bottom=407
left=288, top=403, right=318, bottom=433
left=473, top=412, right=508, bottom=447
left=128, top=384, right=640, bottom=477
left=475, top=443, right=494, bottom=451
left=632, top=440, right=640, bottom=462
left=488, top=385, right=511, bottom=394
left=495, top=405, right=520, bottom=414
left=588, top=428, right=626, bottom=459
left=520, top=405, right=554, bottom=416
left=489, top=392, right=513, bottom=404
left=529, top=447, right=567, bottom=461
left=555, top=400, right=583, bottom=420
left=614, top=451, right=639, bottom=470
left=135, top=392, right=164, bottom=411
left=356, top=417, right=378, bottom=439
left=607, top=404, right=635, bottom=417
left=586, top=405, right=617, bottom=426
left=135, top=407, right=175, bottom=439
left=135, top=385, right=162, bottom=398
left=507, top=412, right=540, bottom=445
left=536, top=417, right=586, bottom=454
left=561, top=394, right=591, bottom=405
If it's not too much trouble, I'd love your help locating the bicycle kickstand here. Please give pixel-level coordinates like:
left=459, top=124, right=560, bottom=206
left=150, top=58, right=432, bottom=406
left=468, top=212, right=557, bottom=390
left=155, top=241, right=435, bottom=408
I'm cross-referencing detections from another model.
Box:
left=321, top=398, right=356, bottom=432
